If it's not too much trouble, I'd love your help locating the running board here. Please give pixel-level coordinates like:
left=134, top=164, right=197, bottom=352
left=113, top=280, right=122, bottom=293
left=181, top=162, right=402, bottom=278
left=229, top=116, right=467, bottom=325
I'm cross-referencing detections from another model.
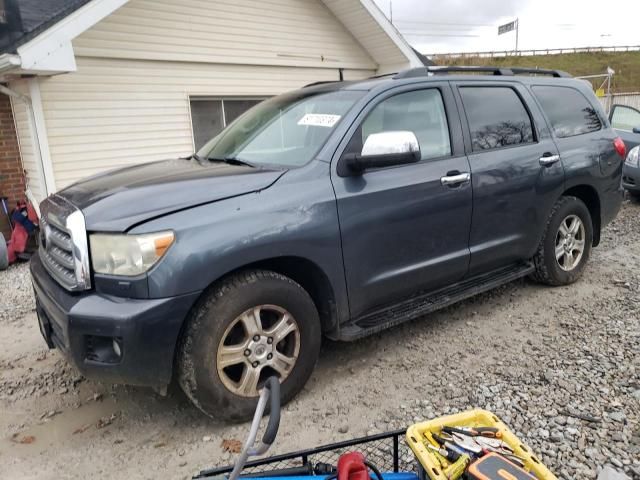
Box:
left=336, top=262, right=534, bottom=341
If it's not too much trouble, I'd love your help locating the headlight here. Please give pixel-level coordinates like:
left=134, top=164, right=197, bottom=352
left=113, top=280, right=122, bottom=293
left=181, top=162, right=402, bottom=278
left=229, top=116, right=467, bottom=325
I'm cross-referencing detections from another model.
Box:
left=90, top=231, right=174, bottom=276
left=626, top=146, right=640, bottom=167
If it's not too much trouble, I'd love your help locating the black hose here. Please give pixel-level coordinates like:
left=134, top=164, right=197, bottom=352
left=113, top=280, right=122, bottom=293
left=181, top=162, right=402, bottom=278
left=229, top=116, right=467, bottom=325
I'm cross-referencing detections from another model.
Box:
left=364, top=460, right=384, bottom=480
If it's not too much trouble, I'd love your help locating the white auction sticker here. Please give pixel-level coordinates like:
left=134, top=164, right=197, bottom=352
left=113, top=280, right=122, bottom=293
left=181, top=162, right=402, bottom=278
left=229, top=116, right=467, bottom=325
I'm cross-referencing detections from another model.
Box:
left=297, top=113, right=341, bottom=127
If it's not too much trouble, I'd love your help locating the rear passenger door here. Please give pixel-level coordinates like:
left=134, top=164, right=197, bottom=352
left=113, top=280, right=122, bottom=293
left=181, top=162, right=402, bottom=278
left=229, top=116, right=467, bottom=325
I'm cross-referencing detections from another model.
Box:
left=453, top=82, right=565, bottom=275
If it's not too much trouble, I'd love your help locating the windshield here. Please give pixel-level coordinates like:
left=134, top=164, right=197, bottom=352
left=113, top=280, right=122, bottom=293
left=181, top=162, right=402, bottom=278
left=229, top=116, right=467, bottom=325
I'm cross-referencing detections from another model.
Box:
left=196, top=89, right=365, bottom=168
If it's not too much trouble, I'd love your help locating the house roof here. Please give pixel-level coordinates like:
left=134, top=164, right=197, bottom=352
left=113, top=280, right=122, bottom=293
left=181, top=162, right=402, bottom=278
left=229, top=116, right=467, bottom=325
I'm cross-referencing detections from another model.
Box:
left=0, top=0, right=92, bottom=54
left=411, top=48, right=435, bottom=67
left=0, top=0, right=422, bottom=76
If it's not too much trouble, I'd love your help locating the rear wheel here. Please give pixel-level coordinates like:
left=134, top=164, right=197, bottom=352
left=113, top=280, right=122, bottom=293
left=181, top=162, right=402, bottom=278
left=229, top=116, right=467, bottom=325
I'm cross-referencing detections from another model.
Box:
left=531, top=196, right=593, bottom=286
left=178, top=270, right=321, bottom=421
left=0, top=233, right=8, bottom=271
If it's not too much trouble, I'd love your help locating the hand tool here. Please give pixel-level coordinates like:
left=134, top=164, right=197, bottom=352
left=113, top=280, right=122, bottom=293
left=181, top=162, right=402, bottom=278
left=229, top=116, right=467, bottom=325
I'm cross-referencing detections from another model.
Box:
left=439, top=432, right=484, bottom=455
left=442, top=454, right=470, bottom=480
left=442, top=426, right=502, bottom=439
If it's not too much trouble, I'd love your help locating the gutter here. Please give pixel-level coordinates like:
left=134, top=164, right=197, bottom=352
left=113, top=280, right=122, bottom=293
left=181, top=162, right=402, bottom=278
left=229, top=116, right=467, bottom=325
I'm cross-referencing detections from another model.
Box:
left=0, top=53, right=21, bottom=73
left=0, top=83, right=49, bottom=215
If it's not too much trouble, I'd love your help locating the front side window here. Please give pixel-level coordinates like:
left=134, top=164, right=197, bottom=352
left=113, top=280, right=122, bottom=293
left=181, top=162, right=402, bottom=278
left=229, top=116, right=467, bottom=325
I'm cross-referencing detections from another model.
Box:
left=459, top=86, right=534, bottom=152
left=197, top=90, right=364, bottom=168
left=610, top=104, right=640, bottom=132
left=532, top=86, right=602, bottom=138
left=346, top=89, right=451, bottom=160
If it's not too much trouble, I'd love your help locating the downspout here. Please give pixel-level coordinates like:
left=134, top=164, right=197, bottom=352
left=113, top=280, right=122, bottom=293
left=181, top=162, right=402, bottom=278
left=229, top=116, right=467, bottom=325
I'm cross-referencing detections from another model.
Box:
left=0, top=83, right=50, bottom=215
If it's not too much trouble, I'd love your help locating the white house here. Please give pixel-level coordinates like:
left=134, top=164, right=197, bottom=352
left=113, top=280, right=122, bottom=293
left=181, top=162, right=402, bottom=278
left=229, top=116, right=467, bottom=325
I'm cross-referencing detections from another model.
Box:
left=0, top=0, right=424, bottom=206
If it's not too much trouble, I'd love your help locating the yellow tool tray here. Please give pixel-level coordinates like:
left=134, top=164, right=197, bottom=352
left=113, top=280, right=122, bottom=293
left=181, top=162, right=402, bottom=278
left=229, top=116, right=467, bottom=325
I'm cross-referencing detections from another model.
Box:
left=406, top=409, right=557, bottom=480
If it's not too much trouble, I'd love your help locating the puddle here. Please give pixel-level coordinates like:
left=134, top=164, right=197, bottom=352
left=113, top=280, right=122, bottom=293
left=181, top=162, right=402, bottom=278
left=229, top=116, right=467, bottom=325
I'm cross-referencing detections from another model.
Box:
left=2, top=396, right=119, bottom=456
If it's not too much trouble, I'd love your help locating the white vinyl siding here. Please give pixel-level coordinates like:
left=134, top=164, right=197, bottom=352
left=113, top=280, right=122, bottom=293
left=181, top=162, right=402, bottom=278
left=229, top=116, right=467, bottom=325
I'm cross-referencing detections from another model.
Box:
left=72, top=0, right=377, bottom=70
left=39, top=57, right=374, bottom=189
left=8, top=80, right=46, bottom=202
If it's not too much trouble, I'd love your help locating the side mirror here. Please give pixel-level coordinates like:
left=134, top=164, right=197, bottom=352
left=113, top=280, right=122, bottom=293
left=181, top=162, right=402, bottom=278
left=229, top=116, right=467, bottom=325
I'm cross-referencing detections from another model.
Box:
left=342, top=131, right=420, bottom=175
left=633, top=127, right=640, bottom=134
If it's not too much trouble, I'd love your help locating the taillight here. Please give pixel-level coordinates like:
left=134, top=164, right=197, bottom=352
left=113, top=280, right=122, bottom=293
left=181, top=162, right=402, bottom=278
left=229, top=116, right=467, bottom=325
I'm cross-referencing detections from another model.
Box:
left=614, top=137, right=627, bottom=158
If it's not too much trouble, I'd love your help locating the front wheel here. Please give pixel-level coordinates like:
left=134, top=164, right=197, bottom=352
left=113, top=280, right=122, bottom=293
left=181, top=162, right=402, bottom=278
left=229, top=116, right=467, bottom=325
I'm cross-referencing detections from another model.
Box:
left=531, top=196, right=593, bottom=286
left=177, top=270, right=321, bottom=421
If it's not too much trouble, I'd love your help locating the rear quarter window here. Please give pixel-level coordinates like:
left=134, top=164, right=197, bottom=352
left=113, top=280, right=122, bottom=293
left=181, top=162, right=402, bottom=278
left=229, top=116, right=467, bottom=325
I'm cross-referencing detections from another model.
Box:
left=532, top=85, right=602, bottom=138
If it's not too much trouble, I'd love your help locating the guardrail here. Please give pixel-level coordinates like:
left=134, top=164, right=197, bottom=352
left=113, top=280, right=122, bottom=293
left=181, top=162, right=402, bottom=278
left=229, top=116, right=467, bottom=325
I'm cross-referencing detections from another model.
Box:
left=427, top=45, right=640, bottom=59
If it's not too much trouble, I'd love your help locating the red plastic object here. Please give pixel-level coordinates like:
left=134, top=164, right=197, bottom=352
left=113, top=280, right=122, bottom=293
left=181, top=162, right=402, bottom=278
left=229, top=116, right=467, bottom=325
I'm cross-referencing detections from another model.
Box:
left=7, top=221, right=27, bottom=264
left=613, top=136, right=627, bottom=158
left=338, top=452, right=369, bottom=480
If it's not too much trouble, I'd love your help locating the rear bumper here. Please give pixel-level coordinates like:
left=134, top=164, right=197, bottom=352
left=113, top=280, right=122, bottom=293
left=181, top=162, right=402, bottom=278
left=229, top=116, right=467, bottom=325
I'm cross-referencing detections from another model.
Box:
left=30, top=253, right=200, bottom=387
left=622, top=164, right=640, bottom=192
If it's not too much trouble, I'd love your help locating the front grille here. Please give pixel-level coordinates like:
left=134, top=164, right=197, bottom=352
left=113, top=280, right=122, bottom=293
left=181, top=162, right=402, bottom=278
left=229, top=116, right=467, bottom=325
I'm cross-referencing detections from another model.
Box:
left=39, top=195, right=91, bottom=291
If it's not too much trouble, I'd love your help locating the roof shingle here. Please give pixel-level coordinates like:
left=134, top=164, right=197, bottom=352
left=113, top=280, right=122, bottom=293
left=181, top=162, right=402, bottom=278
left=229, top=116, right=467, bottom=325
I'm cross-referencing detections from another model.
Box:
left=0, top=0, right=92, bottom=54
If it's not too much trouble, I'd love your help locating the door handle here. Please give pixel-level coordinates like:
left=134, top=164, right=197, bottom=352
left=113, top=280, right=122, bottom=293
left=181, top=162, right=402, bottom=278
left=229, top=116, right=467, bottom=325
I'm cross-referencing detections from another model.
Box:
left=539, top=153, right=561, bottom=166
left=440, top=172, right=471, bottom=187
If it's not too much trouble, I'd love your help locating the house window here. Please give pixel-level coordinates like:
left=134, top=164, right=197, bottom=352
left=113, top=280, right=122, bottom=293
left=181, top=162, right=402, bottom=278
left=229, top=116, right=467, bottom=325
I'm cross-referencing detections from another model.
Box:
left=190, top=98, right=265, bottom=150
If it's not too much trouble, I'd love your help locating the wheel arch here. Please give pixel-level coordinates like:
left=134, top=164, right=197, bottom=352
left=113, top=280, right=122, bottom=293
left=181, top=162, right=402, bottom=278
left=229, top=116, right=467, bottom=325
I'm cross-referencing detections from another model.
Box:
left=174, top=255, right=338, bottom=359
left=562, top=184, right=601, bottom=246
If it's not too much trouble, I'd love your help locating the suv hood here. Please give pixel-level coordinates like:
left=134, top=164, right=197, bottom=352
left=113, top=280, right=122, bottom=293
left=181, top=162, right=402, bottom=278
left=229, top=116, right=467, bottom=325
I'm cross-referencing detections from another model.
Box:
left=57, top=158, right=286, bottom=231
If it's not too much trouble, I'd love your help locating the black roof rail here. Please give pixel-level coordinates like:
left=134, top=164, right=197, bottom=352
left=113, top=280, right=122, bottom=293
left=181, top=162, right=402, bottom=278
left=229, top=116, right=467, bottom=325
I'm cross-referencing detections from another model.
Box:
left=510, top=67, right=572, bottom=78
left=393, top=66, right=573, bottom=79
left=394, top=66, right=514, bottom=78
left=303, top=80, right=340, bottom=88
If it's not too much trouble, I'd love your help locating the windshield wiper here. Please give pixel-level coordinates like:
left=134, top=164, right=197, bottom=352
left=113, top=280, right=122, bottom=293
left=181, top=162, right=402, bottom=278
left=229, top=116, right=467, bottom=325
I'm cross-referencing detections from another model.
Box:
left=207, top=156, right=257, bottom=168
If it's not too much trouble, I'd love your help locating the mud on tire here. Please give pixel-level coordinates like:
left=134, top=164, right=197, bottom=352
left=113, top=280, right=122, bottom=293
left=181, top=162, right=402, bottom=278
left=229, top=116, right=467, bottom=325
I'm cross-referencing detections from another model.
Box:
left=177, top=270, right=321, bottom=422
left=531, top=196, right=593, bottom=286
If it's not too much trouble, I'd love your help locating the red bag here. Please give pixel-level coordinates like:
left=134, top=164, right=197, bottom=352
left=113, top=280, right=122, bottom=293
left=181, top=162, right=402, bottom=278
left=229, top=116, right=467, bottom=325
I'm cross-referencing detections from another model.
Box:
left=7, top=221, right=28, bottom=264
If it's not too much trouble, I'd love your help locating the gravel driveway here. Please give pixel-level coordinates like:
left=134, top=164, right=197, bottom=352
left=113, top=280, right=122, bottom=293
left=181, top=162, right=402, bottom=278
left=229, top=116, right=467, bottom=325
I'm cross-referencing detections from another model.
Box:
left=1, top=200, right=638, bottom=480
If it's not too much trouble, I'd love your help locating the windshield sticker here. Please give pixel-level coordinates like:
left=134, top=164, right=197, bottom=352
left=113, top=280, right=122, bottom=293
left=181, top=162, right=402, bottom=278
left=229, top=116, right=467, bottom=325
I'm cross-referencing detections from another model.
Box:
left=297, top=113, right=341, bottom=127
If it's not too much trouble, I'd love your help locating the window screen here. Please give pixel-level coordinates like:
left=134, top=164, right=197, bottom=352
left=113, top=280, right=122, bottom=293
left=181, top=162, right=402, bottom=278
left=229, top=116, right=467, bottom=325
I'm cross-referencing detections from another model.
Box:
left=610, top=105, right=640, bottom=132
left=190, top=98, right=264, bottom=150
left=348, top=89, right=451, bottom=161
left=459, top=87, right=534, bottom=152
left=532, top=86, right=602, bottom=138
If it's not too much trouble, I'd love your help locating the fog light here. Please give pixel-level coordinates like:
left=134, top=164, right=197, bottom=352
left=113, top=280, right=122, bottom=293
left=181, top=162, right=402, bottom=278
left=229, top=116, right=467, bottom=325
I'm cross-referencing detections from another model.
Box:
left=113, top=339, right=122, bottom=358
left=85, top=335, right=123, bottom=364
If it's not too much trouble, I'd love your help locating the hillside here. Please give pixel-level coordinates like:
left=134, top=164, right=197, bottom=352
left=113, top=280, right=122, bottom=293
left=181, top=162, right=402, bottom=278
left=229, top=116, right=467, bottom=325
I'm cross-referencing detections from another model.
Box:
left=432, top=51, right=640, bottom=93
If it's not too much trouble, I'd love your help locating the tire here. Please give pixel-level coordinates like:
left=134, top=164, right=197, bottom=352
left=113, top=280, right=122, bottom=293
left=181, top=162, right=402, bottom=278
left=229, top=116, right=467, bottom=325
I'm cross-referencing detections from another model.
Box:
left=0, top=233, right=8, bottom=271
left=531, top=196, right=593, bottom=286
left=177, top=270, right=321, bottom=422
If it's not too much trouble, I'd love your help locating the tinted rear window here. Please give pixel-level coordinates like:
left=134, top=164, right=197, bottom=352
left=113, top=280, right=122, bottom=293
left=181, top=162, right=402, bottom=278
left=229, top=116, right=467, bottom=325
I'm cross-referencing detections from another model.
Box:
left=459, top=87, right=534, bottom=152
left=532, top=86, right=602, bottom=138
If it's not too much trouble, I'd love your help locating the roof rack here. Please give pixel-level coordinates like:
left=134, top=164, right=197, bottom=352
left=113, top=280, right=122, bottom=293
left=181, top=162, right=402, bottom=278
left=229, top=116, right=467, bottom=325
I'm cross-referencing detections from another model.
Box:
left=393, top=66, right=572, bottom=79
left=303, top=80, right=341, bottom=88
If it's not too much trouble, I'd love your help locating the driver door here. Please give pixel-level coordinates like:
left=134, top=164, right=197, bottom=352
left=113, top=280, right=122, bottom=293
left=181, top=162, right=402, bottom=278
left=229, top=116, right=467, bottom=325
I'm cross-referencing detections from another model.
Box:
left=331, top=83, right=473, bottom=318
left=610, top=104, right=640, bottom=149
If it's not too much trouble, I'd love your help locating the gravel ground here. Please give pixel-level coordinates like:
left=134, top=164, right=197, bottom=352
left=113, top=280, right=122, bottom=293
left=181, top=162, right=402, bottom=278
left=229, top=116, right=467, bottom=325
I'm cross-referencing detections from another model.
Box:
left=0, top=262, right=35, bottom=324
left=0, top=199, right=638, bottom=480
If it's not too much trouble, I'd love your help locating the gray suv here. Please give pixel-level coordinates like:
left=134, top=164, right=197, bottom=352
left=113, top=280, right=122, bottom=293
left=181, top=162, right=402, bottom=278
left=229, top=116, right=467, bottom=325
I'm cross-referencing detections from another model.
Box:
left=610, top=104, right=640, bottom=196
left=31, top=66, right=625, bottom=420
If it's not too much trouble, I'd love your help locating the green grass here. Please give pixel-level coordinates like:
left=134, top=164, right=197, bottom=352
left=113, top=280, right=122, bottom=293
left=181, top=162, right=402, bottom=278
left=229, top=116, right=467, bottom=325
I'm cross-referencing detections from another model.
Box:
left=434, top=51, right=640, bottom=93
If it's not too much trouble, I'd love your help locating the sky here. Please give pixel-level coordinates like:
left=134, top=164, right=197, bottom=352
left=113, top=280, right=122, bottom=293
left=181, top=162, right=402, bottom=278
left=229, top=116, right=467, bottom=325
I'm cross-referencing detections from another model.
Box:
left=372, top=0, right=640, bottom=55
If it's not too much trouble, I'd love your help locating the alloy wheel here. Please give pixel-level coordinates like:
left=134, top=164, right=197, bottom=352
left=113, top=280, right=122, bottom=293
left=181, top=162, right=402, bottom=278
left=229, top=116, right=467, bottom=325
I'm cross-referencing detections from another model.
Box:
left=216, top=304, right=300, bottom=397
left=555, top=214, right=586, bottom=271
